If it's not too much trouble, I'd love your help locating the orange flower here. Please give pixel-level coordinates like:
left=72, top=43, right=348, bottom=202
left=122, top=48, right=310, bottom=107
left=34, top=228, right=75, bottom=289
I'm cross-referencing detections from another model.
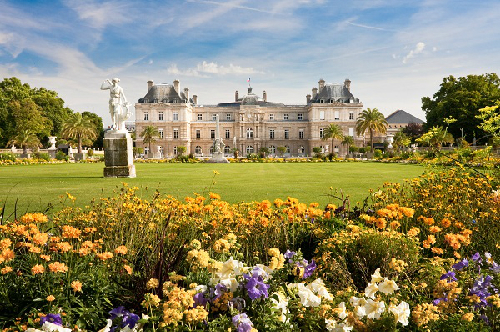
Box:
left=375, top=218, right=387, bottom=229
left=389, top=221, right=401, bottom=229
left=441, top=218, right=452, bottom=228
left=429, top=226, right=442, bottom=233
left=48, top=262, right=68, bottom=273
left=21, top=213, right=48, bottom=223
left=32, top=233, right=49, bottom=245
left=62, top=225, right=81, bottom=239
left=29, top=246, right=42, bottom=254
left=56, top=242, right=73, bottom=253
left=431, top=248, right=444, bottom=255
left=32, top=264, right=45, bottom=275
left=407, top=227, right=420, bottom=237
left=96, top=252, right=113, bottom=261
left=0, top=238, right=12, bottom=250
left=124, top=264, right=133, bottom=275
left=71, top=280, right=83, bottom=292
left=209, top=192, right=221, bottom=200
left=40, top=254, right=51, bottom=261
left=1, top=266, right=13, bottom=274
left=114, top=246, right=128, bottom=255
left=46, top=295, right=55, bottom=302
left=1, top=248, right=14, bottom=262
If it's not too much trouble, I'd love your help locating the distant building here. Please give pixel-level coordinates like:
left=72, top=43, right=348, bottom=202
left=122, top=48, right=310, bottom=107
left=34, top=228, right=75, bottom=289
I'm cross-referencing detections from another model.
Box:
left=386, top=110, right=424, bottom=135
left=134, top=78, right=365, bottom=157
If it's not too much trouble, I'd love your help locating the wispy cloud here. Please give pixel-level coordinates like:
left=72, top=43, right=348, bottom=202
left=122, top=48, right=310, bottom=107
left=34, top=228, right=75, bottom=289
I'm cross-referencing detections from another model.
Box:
left=402, top=42, right=425, bottom=63
left=62, top=0, right=133, bottom=30
left=346, top=21, right=394, bottom=32
left=168, top=61, right=262, bottom=77
left=186, top=0, right=274, bottom=14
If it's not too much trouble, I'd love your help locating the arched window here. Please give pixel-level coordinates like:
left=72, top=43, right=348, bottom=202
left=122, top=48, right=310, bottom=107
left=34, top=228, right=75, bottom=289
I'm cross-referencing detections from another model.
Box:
left=224, top=146, right=231, bottom=154
left=173, top=146, right=177, bottom=155
left=210, top=146, right=214, bottom=154
left=298, top=146, right=305, bottom=154
left=246, top=128, right=254, bottom=139
left=195, top=146, right=202, bottom=154
left=269, top=145, right=276, bottom=154
left=246, top=145, right=254, bottom=154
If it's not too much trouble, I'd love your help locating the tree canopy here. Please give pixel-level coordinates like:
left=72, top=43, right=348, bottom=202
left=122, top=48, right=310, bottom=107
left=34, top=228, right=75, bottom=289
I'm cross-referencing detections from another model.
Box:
left=422, top=73, right=500, bottom=144
left=356, top=108, right=387, bottom=152
left=61, top=113, right=98, bottom=154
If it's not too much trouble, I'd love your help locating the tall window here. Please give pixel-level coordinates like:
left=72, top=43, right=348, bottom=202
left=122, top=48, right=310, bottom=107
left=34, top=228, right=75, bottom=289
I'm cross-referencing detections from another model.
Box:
left=158, top=112, right=164, bottom=121
left=283, top=113, right=289, bottom=120
left=197, top=114, right=203, bottom=121
left=158, top=128, right=164, bottom=139
left=173, top=128, right=179, bottom=139
left=334, top=111, right=340, bottom=120
left=348, top=127, right=354, bottom=137
left=269, top=145, right=276, bottom=154
left=226, top=113, right=231, bottom=120
left=211, top=130, right=215, bottom=139
left=246, top=146, right=254, bottom=154
left=319, top=111, right=325, bottom=120
left=196, top=130, right=201, bottom=139
left=195, top=146, right=202, bottom=154
left=225, top=129, right=230, bottom=139
left=269, top=114, right=274, bottom=120
left=269, top=129, right=275, bottom=139
left=224, top=146, right=231, bottom=154
left=320, top=128, right=324, bottom=138
left=298, top=113, right=303, bottom=120
left=173, top=146, right=177, bottom=155
left=173, top=112, right=179, bottom=121
left=284, top=129, right=289, bottom=139
left=212, top=114, right=217, bottom=121
left=299, top=129, right=304, bottom=139
left=349, top=111, right=354, bottom=120
left=246, top=128, right=254, bottom=139
left=144, top=112, right=149, bottom=121
left=298, top=146, right=305, bottom=154
left=285, top=146, right=290, bottom=153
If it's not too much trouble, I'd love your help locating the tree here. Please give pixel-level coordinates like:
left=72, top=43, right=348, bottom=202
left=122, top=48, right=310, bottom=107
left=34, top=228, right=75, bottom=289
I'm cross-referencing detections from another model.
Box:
left=277, top=146, right=287, bottom=157
left=140, top=126, right=159, bottom=153
left=61, top=113, right=98, bottom=153
left=82, top=111, right=104, bottom=148
left=356, top=108, right=388, bottom=153
left=422, top=74, right=500, bottom=144
left=259, top=147, right=269, bottom=158
left=392, top=130, right=411, bottom=151
left=322, top=124, right=344, bottom=152
left=177, top=146, right=186, bottom=156
left=402, top=123, right=424, bottom=143
left=8, top=129, right=40, bottom=154
left=416, top=126, right=454, bottom=151
left=341, top=136, right=354, bottom=155
left=476, top=102, right=500, bottom=139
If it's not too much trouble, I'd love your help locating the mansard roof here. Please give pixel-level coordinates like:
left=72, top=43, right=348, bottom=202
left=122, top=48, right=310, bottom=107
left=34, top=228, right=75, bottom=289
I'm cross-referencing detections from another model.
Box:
left=386, top=110, right=424, bottom=124
left=310, top=83, right=358, bottom=103
left=138, top=84, right=188, bottom=103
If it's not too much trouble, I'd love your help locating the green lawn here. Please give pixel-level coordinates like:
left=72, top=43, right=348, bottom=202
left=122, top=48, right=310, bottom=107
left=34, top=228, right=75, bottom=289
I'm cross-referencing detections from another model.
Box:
left=0, top=162, right=424, bottom=217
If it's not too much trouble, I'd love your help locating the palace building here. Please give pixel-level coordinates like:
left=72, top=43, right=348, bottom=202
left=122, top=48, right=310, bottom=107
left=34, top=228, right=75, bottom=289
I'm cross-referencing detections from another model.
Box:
left=134, top=78, right=365, bottom=158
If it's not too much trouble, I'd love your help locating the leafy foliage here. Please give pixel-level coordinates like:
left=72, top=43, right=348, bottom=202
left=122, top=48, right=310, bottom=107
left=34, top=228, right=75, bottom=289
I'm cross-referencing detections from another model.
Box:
left=356, top=108, right=387, bottom=152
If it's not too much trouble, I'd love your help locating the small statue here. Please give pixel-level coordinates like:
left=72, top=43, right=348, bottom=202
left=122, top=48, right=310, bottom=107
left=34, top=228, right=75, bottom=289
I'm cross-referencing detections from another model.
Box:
left=101, top=78, right=132, bottom=132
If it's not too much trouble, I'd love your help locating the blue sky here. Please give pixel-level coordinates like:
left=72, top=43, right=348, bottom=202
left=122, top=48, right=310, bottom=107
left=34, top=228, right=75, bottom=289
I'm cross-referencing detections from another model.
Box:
left=1, top=0, right=499, bottom=126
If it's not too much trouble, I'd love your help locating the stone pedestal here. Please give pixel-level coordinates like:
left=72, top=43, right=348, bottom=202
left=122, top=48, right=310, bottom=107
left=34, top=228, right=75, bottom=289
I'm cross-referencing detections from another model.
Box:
left=207, top=152, right=229, bottom=163
left=48, top=148, right=57, bottom=159
left=103, top=131, right=136, bottom=178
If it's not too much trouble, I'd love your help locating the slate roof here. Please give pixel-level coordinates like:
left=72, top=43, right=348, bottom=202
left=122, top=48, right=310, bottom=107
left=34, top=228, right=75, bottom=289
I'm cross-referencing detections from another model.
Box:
left=310, top=83, right=359, bottom=103
left=217, top=87, right=284, bottom=107
left=385, top=110, right=424, bottom=124
left=138, top=84, right=191, bottom=103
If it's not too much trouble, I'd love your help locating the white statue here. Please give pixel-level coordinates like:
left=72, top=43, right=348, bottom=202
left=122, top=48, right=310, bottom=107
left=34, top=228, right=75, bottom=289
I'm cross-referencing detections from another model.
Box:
left=100, top=78, right=132, bottom=132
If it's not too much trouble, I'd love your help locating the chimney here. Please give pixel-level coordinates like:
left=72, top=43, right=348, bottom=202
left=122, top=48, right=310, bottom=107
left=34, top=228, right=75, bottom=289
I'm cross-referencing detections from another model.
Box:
left=147, top=80, right=154, bottom=91
left=263, top=91, right=267, bottom=102
left=193, top=95, right=198, bottom=104
left=318, top=78, right=325, bottom=91
left=173, top=79, right=180, bottom=93
left=306, top=94, right=311, bottom=103
left=235, top=90, right=239, bottom=102
left=312, top=88, right=318, bottom=99
left=344, top=78, right=351, bottom=92
left=184, top=87, right=189, bottom=101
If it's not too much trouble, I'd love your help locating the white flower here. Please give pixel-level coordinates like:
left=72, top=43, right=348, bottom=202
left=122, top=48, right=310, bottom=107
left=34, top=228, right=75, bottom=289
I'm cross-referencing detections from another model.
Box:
left=325, top=319, right=353, bottom=332
left=337, top=302, right=348, bottom=319
left=371, top=268, right=384, bottom=283
left=364, top=299, right=386, bottom=319
left=350, top=296, right=367, bottom=318
left=218, top=277, right=240, bottom=292
left=271, top=292, right=289, bottom=323
left=218, top=257, right=245, bottom=278
left=364, top=282, right=378, bottom=299
left=307, top=278, right=333, bottom=301
left=389, top=301, right=411, bottom=326
left=378, top=278, right=399, bottom=295
left=41, top=323, right=72, bottom=332
left=288, top=283, right=322, bottom=307
left=195, top=284, right=208, bottom=293
left=255, top=263, right=274, bottom=278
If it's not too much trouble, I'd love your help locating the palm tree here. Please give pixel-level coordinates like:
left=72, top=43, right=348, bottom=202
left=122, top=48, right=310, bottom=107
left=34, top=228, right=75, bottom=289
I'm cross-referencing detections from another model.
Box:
left=356, top=108, right=388, bottom=153
left=393, top=130, right=410, bottom=151
left=8, top=129, right=40, bottom=154
left=341, top=135, right=354, bottom=155
left=322, top=124, right=344, bottom=153
left=140, top=126, right=159, bottom=154
left=416, top=126, right=454, bottom=151
left=61, top=113, right=98, bottom=153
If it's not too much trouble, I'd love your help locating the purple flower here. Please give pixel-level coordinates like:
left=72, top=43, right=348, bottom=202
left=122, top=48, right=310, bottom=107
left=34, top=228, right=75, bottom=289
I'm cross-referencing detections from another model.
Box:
left=109, top=306, right=127, bottom=320
left=229, top=297, right=247, bottom=311
left=244, top=275, right=270, bottom=300
left=214, top=283, right=227, bottom=300
left=472, top=252, right=482, bottom=263
left=108, top=306, right=139, bottom=330
left=232, top=313, right=253, bottom=332
left=40, top=314, right=62, bottom=326
left=440, top=271, right=457, bottom=282
left=453, top=258, right=469, bottom=271
left=490, top=262, right=500, bottom=274
left=123, top=312, right=139, bottom=328
left=284, top=250, right=296, bottom=263
left=302, top=259, right=317, bottom=279
left=194, top=292, right=210, bottom=308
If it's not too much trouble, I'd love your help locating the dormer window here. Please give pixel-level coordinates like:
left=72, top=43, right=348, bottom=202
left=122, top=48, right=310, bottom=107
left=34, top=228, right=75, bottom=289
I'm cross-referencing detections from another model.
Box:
left=320, top=99, right=324, bottom=103
left=153, top=99, right=158, bottom=103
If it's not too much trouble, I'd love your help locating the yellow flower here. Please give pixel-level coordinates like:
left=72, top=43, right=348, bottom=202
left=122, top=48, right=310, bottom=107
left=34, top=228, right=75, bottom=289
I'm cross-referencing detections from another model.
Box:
left=462, top=313, right=474, bottom=322
left=146, top=278, right=160, bottom=290
left=114, top=245, right=128, bottom=255
left=46, top=295, right=55, bottom=302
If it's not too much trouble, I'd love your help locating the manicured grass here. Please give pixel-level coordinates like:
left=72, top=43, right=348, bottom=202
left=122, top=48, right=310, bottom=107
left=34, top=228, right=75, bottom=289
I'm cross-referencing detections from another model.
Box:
left=0, top=162, right=424, bottom=217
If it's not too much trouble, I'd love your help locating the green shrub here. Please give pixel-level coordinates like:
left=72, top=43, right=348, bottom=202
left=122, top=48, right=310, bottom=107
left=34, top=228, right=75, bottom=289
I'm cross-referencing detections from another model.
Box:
left=87, top=148, right=94, bottom=157
left=0, top=152, right=16, bottom=161
left=33, top=152, right=50, bottom=161
left=56, top=151, right=69, bottom=161
left=349, top=146, right=359, bottom=153
left=374, top=149, right=383, bottom=159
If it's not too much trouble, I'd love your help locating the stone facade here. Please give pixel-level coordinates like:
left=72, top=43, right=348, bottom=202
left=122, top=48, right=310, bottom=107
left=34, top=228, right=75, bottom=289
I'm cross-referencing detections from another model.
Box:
left=135, top=79, right=365, bottom=158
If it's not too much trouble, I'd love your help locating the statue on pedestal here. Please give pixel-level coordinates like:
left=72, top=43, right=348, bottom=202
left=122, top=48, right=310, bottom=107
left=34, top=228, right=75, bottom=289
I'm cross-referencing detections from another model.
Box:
left=100, top=78, right=132, bottom=132
left=208, top=114, right=229, bottom=163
